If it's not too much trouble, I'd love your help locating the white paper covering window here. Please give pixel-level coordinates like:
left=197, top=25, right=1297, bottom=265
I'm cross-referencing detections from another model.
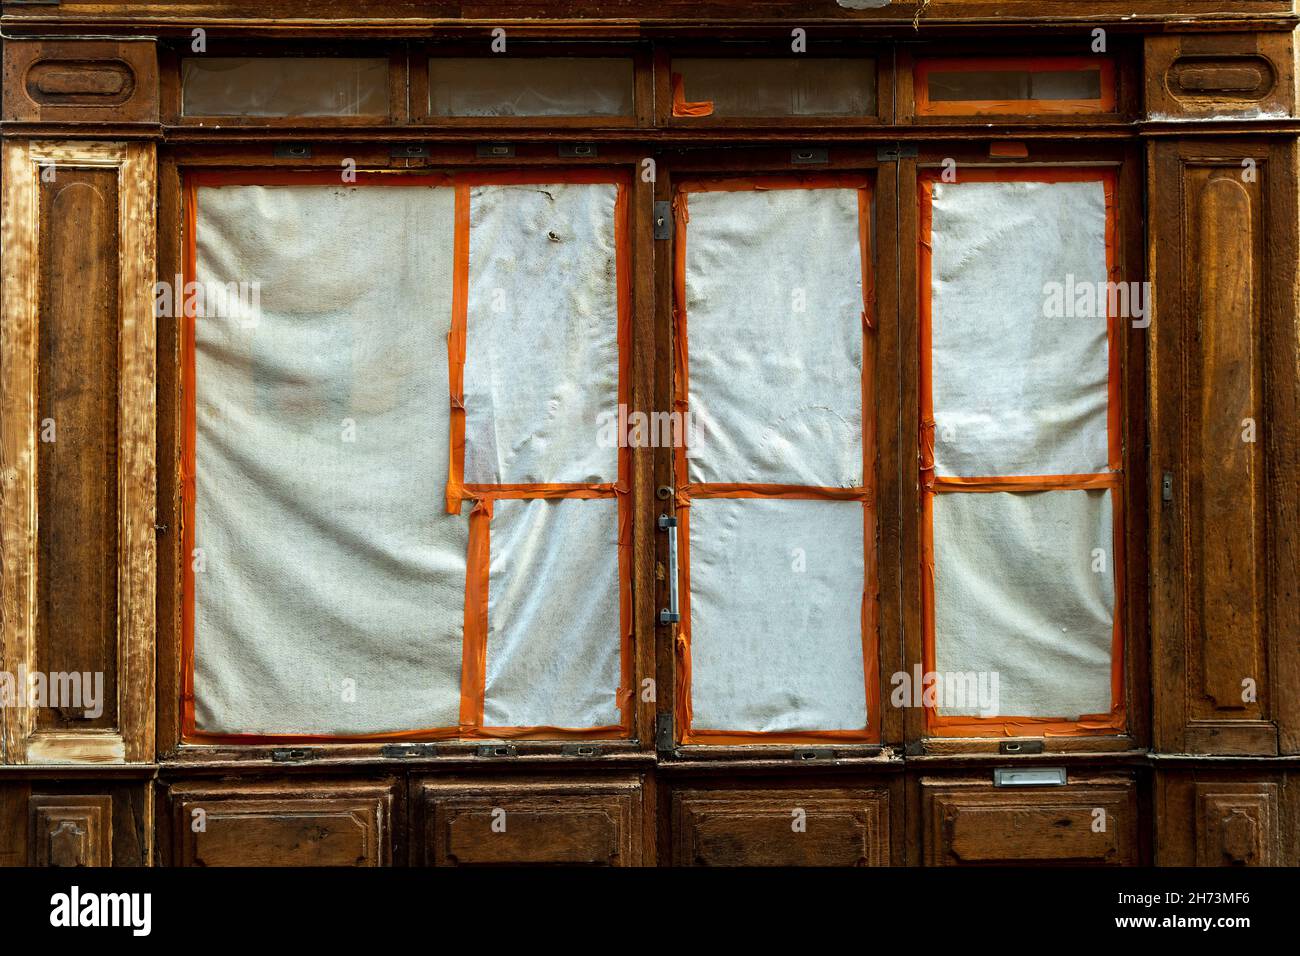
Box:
left=192, top=184, right=466, bottom=736
left=484, top=498, right=622, bottom=728
left=463, top=182, right=620, bottom=486
left=932, top=489, right=1116, bottom=719
left=929, top=179, right=1110, bottom=478
left=683, top=187, right=864, bottom=487
left=687, top=498, right=868, bottom=732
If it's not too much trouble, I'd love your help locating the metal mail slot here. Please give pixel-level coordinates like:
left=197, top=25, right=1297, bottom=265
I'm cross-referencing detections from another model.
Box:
left=993, top=767, right=1067, bottom=788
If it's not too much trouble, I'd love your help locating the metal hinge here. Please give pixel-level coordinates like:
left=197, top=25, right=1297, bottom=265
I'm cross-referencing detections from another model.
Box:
left=877, top=144, right=919, bottom=162
left=653, top=200, right=673, bottom=240
left=655, top=713, right=675, bottom=753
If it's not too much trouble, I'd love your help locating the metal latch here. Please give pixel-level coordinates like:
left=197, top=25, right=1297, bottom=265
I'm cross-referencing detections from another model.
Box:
left=476, top=143, right=515, bottom=159
left=559, top=143, right=598, bottom=158
left=653, top=201, right=673, bottom=240
left=877, top=144, right=919, bottom=162
left=999, top=740, right=1045, bottom=755
left=655, top=713, right=675, bottom=752
left=658, top=514, right=680, bottom=625
left=993, top=767, right=1067, bottom=787
left=793, top=748, right=835, bottom=761
left=380, top=743, right=437, bottom=758
left=1162, top=471, right=1174, bottom=503
left=270, top=748, right=314, bottom=763
left=391, top=144, right=429, bottom=159
left=791, top=148, right=829, bottom=165
left=561, top=743, right=601, bottom=757
left=273, top=144, right=312, bottom=160
left=476, top=743, right=518, bottom=758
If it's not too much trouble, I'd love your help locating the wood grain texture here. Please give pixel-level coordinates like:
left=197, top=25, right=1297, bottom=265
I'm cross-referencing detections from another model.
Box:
left=419, top=777, right=644, bottom=865
left=921, top=774, right=1138, bottom=865
left=0, top=139, right=156, bottom=765
left=1148, top=139, right=1297, bottom=757
left=673, top=787, right=889, bottom=866
left=164, top=779, right=397, bottom=867
left=2, top=39, right=160, bottom=125
left=1145, top=32, right=1295, bottom=119
left=28, top=794, right=113, bottom=866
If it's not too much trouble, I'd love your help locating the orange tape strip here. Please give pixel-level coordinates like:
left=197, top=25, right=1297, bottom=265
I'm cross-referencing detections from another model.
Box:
left=914, top=55, right=1117, bottom=117
left=673, top=176, right=878, bottom=745
left=447, top=183, right=470, bottom=515
left=918, top=166, right=1126, bottom=738
left=670, top=72, right=715, bottom=117
left=458, top=498, right=492, bottom=731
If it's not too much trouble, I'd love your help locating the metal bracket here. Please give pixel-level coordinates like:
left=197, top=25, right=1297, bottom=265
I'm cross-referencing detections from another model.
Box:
left=658, top=514, right=680, bottom=625
left=876, top=144, right=919, bottom=162
left=476, top=143, right=515, bottom=159
left=270, top=748, right=314, bottom=763
left=390, top=144, right=429, bottom=159
left=559, top=143, right=598, bottom=159
left=653, top=200, right=673, bottom=240
left=993, top=767, right=1067, bottom=787
left=476, top=743, right=518, bottom=758
left=273, top=144, right=312, bottom=160
left=380, top=743, right=437, bottom=759
left=655, top=713, right=675, bottom=752
left=791, top=147, right=829, bottom=165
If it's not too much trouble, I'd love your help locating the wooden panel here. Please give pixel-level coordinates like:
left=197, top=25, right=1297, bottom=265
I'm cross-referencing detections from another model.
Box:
left=1146, top=32, right=1295, bottom=119
left=420, top=778, right=643, bottom=866
left=167, top=780, right=395, bottom=867
left=0, top=139, right=157, bottom=764
left=921, top=776, right=1138, bottom=865
left=673, top=788, right=888, bottom=866
left=29, top=795, right=113, bottom=867
left=1149, top=138, right=1299, bottom=756
left=35, top=168, right=120, bottom=733
left=1195, top=783, right=1278, bottom=866
left=2, top=40, right=159, bottom=125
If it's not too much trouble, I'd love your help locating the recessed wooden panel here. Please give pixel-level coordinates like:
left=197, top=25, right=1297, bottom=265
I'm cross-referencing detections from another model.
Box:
left=921, top=776, right=1138, bottom=865
left=2, top=40, right=159, bottom=124
left=35, top=169, right=121, bottom=733
left=673, top=788, right=888, bottom=866
left=1195, top=783, right=1278, bottom=866
left=420, top=779, right=643, bottom=866
left=1146, top=33, right=1294, bottom=119
left=1148, top=140, right=1295, bottom=757
left=29, top=795, right=113, bottom=867
left=168, top=780, right=394, bottom=867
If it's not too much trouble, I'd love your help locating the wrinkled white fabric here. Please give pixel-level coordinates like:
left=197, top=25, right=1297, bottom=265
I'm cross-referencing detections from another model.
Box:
left=930, top=179, right=1110, bottom=477
left=464, top=183, right=620, bottom=485
left=688, top=497, right=868, bottom=732
left=484, top=498, right=622, bottom=728
left=933, top=489, right=1116, bottom=719
left=683, top=187, right=865, bottom=487
left=193, top=184, right=466, bottom=736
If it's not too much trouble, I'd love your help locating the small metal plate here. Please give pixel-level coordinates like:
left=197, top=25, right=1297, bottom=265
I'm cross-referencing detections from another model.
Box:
left=476, top=743, right=518, bottom=758
left=273, top=144, right=312, bottom=159
left=653, top=200, right=673, bottom=240
left=559, top=143, right=598, bottom=158
left=476, top=143, right=515, bottom=158
left=791, top=147, right=829, bottom=165
left=999, top=740, right=1045, bottom=755
left=993, top=767, right=1067, bottom=787
left=391, top=144, right=429, bottom=159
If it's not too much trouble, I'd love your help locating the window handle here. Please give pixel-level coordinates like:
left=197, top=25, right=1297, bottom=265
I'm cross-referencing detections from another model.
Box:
left=658, top=514, right=680, bottom=625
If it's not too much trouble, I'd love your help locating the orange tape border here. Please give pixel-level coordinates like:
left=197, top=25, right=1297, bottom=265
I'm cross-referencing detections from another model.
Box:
left=917, top=166, right=1127, bottom=738
left=915, top=55, right=1118, bottom=117
left=673, top=173, right=880, bottom=746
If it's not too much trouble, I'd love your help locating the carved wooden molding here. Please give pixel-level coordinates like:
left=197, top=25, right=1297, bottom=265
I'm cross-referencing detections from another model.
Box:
left=1194, top=782, right=1278, bottom=866
left=2, top=40, right=160, bottom=125
left=0, top=140, right=157, bottom=764
left=28, top=795, right=113, bottom=867
left=1146, top=33, right=1295, bottom=119
left=1149, top=139, right=1300, bottom=756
